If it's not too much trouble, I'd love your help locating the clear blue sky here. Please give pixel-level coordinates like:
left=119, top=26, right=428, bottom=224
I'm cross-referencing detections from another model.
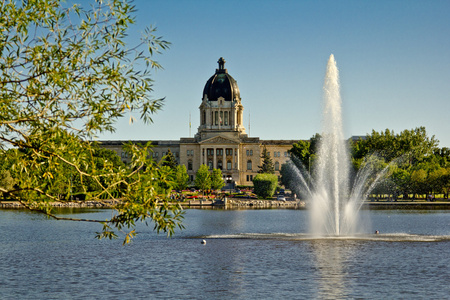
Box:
left=97, top=0, right=450, bottom=147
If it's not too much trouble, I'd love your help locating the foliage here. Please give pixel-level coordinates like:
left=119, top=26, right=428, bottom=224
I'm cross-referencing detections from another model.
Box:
left=253, top=173, right=278, bottom=199
left=210, top=168, right=225, bottom=191
left=0, top=0, right=183, bottom=244
left=0, top=169, right=15, bottom=196
left=161, top=149, right=178, bottom=169
left=284, top=127, right=450, bottom=199
left=288, top=133, right=321, bottom=173
left=194, top=164, right=211, bottom=191
left=173, top=165, right=189, bottom=191
left=258, top=146, right=274, bottom=174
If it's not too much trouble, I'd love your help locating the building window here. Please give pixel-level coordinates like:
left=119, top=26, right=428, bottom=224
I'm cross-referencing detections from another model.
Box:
left=284, top=152, right=288, bottom=157
left=226, top=148, right=233, bottom=156
left=250, top=150, right=253, bottom=156
left=202, top=111, right=206, bottom=125
left=189, top=175, right=194, bottom=182
left=246, top=175, right=253, bottom=181
left=275, top=161, right=280, bottom=171
left=215, top=111, right=218, bottom=125
left=220, top=111, right=224, bottom=125
left=246, top=150, right=249, bottom=156
left=217, top=160, right=223, bottom=170
left=188, top=160, right=193, bottom=171
left=247, top=160, right=252, bottom=170
left=208, top=160, right=213, bottom=170
left=207, top=149, right=213, bottom=156
left=216, top=149, right=223, bottom=156
left=224, top=111, right=229, bottom=125
left=227, top=160, right=232, bottom=170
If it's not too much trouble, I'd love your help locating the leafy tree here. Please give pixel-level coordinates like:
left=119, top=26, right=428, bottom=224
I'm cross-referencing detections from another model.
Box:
left=0, top=0, right=183, bottom=244
left=161, top=149, right=178, bottom=169
left=211, top=168, right=225, bottom=191
left=253, top=173, right=278, bottom=199
left=288, top=133, right=321, bottom=173
left=173, top=165, right=189, bottom=191
left=258, top=146, right=274, bottom=174
left=410, top=169, right=428, bottom=198
left=194, top=164, right=211, bottom=192
left=288, top=140, right=311, bottom=168
left=0, top=170, right=15, bottom=198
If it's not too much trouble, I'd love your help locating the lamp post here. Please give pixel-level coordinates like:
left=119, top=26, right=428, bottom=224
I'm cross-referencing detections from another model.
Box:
left=226, top=175, right=232, bottom=195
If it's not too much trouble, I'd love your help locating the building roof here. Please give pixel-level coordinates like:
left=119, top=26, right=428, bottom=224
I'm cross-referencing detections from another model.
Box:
left=202, top=57, right=240, bottom=101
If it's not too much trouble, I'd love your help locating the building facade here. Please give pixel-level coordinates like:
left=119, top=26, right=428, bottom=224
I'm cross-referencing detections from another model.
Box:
left=100, top=58, right=298, bottom=186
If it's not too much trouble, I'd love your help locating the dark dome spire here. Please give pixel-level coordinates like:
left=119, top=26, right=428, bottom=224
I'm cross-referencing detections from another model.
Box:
left=203, top=57, right=240, bottom=101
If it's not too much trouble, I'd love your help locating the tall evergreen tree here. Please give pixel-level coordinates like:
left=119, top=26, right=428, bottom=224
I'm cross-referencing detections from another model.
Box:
left=258, top=146, right=275, bottom=174
left=161, top=149, right=178, bottom=169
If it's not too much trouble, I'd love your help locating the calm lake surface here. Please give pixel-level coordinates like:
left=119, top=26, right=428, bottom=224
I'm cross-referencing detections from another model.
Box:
left=0, top=208, right=449, bottom=299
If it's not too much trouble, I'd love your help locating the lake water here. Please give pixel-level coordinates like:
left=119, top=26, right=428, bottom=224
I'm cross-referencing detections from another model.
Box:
left=0, top=208, right=449, bottom=299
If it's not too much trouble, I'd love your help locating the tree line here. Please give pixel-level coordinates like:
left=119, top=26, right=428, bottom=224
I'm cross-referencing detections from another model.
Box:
left=282, top=127, right=450, bottom=200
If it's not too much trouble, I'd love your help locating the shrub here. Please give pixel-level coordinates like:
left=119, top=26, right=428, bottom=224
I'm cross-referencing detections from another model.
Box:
left=253, top=174, right=278, bottom=199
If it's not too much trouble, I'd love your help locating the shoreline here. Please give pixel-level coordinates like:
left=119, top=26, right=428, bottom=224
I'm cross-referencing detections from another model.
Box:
left=2, top=199, right=450, bottom=210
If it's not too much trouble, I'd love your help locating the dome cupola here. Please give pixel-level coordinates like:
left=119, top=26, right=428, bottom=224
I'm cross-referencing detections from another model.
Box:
left=202, top=57, right=240, bottom=101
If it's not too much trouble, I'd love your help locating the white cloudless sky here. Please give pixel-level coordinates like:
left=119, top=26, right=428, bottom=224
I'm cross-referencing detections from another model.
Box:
left=93, top=0, right=450, bottom=147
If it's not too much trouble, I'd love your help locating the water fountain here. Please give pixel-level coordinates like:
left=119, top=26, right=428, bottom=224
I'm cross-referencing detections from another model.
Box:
left=310, top=54, right=350, bottom=236
left=288, top=54, right=387, bottom=236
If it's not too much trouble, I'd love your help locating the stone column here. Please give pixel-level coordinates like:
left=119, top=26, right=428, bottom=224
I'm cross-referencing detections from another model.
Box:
left=222, top=148, right=226, bottom=170
left=235, top=146, right=239, bottom=170
left=213, top=147, right=217, bottom=169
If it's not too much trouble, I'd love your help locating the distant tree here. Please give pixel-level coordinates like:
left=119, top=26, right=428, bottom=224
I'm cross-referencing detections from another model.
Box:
left=161, top=149, right=178, bottom=169
left=410, top=169, right=428, bottom=198
left=289, top=134, right=321, bottom=173
left=211, top=168, right=225, bottom=191
left=195, top=165, right=211, bottom=192
left=174, top=165, right=189, bottom=191
left=0, top=170, right=15, bottom=198
left=258, top=146, right=275, bottom=174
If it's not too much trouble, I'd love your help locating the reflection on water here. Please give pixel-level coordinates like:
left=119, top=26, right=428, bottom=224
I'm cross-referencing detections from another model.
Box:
left=309, top=240, right=355, bottom=299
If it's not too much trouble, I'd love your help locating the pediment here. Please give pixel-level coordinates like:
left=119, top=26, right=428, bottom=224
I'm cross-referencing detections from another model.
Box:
left=200, top=135, right=240, bottom=145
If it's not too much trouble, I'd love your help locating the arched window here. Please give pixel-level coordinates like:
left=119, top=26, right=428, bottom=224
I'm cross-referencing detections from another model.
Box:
left=247, top=160, right=252, bottom=170
left=275, top=161, right=280, bottom=171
